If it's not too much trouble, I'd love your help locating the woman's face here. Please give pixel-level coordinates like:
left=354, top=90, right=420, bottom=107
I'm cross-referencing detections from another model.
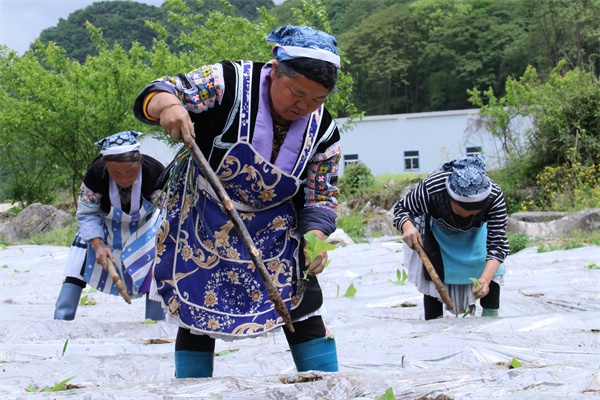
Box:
left=106, top=161, right=140, bottom=188
left=450, top=200, right=482, bottom=217
left=269, top=62, right=329, bottom=125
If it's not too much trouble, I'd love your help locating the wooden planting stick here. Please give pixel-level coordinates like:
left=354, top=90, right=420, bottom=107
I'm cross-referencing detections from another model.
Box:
left=414, top=243, right=454, bottom=311
left=107, top=258, right=132, bottom=304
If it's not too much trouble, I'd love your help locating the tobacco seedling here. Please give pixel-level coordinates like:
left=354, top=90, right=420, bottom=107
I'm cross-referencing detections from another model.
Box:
left=24, top=376, right=76, bottom=392
left=460, top=277, right=480, bottom=317
left=375, top=387, right=395, bottom=400
left=389, top=269, right=408, bottom=285
left=61, top=339, right=69, bottom=356
left=509, top=357, right=522, bottom=369
left=343, top=283, right=357, bottom=298
left=79, top=294, right=96, bottom=306
left=302, top=232, right=335, bottom=280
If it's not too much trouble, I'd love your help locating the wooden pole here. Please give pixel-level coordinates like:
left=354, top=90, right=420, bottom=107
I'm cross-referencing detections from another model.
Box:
left=414, top=243, right=453, bottom=311
left=107, top=258, right=132, bottom=304
left=188, top=142, right=295, bottom=332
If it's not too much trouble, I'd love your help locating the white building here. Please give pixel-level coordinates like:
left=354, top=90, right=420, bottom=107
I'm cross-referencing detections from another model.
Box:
left=140, top=108, right=512, bottom=176
left=337, top=108, right=507, bottom=176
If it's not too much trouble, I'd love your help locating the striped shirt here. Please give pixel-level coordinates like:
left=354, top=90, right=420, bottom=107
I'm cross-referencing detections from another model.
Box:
left=393, top=170, right=510, bottom=262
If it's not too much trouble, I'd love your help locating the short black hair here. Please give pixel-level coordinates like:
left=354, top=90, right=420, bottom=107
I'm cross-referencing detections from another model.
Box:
left=276, top=58, right=338, bottom=92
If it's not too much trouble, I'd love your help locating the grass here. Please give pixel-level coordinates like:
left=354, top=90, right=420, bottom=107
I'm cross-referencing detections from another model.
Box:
left=21, top=222, right=78, bottom=247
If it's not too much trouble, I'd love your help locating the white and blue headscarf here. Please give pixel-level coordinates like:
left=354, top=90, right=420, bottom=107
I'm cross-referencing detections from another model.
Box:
left=95, top=130, right=142, bottom=156
left=443, top=154, right=492, bottom=205
left=267, top=25, right=341, bottom=68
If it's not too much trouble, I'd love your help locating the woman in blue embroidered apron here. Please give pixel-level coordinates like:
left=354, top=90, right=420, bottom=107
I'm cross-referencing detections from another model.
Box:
left=133, top=26, right=342, bottom=377
left=393, top=155, right=510, bottom=320
left=53, top=131, right=166, bottom=321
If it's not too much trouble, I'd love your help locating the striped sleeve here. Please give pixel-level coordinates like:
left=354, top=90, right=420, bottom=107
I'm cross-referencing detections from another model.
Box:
left=393, top=172, right=447, bottom=232
left=485, top=183, right=510, bottom=262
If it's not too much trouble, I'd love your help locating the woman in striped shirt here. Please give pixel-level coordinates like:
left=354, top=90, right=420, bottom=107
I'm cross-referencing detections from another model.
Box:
left=393, top=155, right=509, bottom=320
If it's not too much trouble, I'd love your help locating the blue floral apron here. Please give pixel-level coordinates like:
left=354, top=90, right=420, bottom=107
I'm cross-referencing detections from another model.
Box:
left=154, top=60, right=329, bottom=337
left=155, top=142, right=307, bottom=336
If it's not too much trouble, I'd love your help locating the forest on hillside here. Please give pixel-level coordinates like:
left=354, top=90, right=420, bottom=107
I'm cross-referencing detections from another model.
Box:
left=35, top=0, right=600, bottom=116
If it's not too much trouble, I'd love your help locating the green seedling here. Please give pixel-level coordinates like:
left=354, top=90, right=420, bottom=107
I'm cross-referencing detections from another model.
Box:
left=336, top=284, right=340, bottom=297
left=79, top=294, right=96, bottom=306
left=1, top=264, right=7, bottom=268
left=61, top=339, right=69, bottom=356
left=585, top=262, right=600, bottom=269
left=460, top=277, right=480, bottom=317
left=389, top=269, right=408, bottom=285
left=143, top=318, right=157, bottom=324
left=302, top=232, right=335, bottom=280
left=343, top=283, right=357, bottom=298
left=509, top=357, right=522, bottom=369
left=375, top=387, right=395, bottom=400
left=25, top=376, right=76, bottom=392
left=215, top=348, right=239, bottom=357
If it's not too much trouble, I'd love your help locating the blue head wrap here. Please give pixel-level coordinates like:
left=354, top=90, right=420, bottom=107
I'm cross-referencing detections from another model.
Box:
left=267, top=25, right=341, bottom=68
left=442, top=154, right=491, bottom=204
left=95, top=130, right=141, bottom=156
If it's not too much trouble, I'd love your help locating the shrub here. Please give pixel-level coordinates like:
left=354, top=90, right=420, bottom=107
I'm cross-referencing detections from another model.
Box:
left=339, top=162, right=375, bottom=196
left=507, top=233, right=529, bottom=254
left=522, top=162, right=600, bottom=212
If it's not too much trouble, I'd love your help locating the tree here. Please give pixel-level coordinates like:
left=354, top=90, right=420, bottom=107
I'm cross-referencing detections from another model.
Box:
left=0, top=0, right=361, bottom=205
left=468, top=60, right=600, bottom=187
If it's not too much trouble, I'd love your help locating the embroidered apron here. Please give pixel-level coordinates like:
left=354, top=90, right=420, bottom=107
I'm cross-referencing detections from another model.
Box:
left=84, top=172, right=162, bottom=298
left=431, top=221, right=505, bottom=284
left=154, top=60, right=324, bottom=337
left=155, top=143, right=304, bottom=336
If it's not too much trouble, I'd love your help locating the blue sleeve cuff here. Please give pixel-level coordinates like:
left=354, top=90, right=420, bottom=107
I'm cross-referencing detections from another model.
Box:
left=297, top=207, right=337, bottom=236
left=77, top=213, right=106, bottom=242
left=132, top=81, right=178, bottom=125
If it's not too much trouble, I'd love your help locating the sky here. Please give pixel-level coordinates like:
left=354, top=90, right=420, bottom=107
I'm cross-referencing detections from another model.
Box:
left=0, top=0, right=284, bottom=55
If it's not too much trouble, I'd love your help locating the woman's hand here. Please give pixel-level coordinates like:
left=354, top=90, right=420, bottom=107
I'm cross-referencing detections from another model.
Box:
left=472, top=278, right=490, bottom=299
left=304, top=229, right=329, bottom=276
left=305, top=252, right=329, bottom=276
left=89, top=238, right=115, bottom=272
left=147, top=93, right=196, bottom=148
left=401, top=220, right=422, bottom=250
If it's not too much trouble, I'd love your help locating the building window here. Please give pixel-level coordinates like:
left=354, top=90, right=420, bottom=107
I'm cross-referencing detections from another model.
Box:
left=404, top=151, right=419, bottom=171
left=344, top=154, right=359, bottom=167
left=466, top=146, right=482, bottom=156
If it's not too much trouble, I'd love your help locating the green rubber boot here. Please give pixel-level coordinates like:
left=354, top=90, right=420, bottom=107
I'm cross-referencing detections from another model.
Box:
left=482, top=308, right=499, bottom=317
left=290, top=337, right=338, bottom=372
left=174, top=350, right=214, bottom=378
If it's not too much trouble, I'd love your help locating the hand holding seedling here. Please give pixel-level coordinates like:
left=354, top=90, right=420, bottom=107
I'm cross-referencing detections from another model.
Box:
left=470, top=277, right=490, bottom=299
left=303, top=231, right=335, bottom=276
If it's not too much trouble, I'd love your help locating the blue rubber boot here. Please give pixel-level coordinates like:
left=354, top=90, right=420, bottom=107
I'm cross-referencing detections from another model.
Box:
left=289, top=337, right=339, bottom=372
left=482, top=308, right=499, bottom=317
left=174, top=350, right=214, bottom=378
left=53, top=282, right=83, bottom=320
left=145, top=294, right=165, bottom=321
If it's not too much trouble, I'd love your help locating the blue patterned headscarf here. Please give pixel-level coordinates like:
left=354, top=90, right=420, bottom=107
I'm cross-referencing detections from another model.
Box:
left=95, top=130, right=141, bottom=156
left=442, top=154, right=491, bottom=204
left=267, top=25, right=341, bottom=68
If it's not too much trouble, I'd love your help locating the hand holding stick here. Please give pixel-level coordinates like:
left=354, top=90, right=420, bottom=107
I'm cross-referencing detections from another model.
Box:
left=188, top=142, right=295, bottom=332
left=107, top=258, right=132, bottom=304
left=414, top=243, right=453, bottom=312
